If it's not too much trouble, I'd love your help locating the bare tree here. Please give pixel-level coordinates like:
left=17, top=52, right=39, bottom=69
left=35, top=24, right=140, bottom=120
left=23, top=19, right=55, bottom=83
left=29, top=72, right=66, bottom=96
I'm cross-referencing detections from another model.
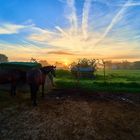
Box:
left=0, top=54, right=8, bottom=62
left=30, top=57, right=37, bottom=63
left=39, top=60, right=49, bottom=66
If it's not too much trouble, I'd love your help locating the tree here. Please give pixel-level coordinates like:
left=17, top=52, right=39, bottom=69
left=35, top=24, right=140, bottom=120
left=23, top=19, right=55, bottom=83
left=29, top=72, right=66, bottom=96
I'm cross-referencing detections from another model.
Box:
left=0, top=54, right=8, bottom=62
left=30, top=57, right=37, bottom=63
left=77, top=58, right=97, bottom=69
left=133, top=61, right=140, bottom=69
left=105, top=61, right=112, bottom=69
left=39, top=60, right=49, bottom=66
left=121, top=60, right=131, bottom=69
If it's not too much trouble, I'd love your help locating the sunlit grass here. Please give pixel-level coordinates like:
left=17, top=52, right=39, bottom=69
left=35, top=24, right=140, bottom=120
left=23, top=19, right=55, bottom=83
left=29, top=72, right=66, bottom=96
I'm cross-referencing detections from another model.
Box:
left=55, top=69, right=140, bottom=93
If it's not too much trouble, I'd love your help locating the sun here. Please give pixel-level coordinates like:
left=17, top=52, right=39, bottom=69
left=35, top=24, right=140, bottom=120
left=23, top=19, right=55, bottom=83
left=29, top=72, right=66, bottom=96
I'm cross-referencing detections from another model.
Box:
left=63, top=59, right=70, bottom=66
left=64, top=61, right=68, bottom=66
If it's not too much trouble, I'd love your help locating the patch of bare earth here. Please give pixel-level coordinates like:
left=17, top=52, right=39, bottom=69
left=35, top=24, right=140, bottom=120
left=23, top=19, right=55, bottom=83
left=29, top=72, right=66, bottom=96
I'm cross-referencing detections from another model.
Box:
left=0, top=89, right=140, bottom=140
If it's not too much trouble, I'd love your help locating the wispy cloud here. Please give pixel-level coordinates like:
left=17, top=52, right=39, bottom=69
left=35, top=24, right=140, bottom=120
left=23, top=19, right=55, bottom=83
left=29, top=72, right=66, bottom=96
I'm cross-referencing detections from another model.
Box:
left=0, top=23, right=25, bottom=34
left=95, top=0, right=132, bottom=45
left=66, top=0, right=78, bottom=34
left=118, top=2, right=140, bottom=7
left=48, top=50, right=74, bottom=55
left=55, top=26, right=69, bottom=37
left=82, top=0, right=92, bottom=39
left=106, top=54, right=140, bottom=60
left=1, top=0, right=140, bottom=61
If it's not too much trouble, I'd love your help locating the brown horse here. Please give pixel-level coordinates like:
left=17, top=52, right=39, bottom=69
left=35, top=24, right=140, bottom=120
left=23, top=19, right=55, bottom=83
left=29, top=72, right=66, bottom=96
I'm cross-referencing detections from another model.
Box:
left=0, top=66, right=56, bottom=106
left=0, top=69, right=23, bottom=96
left=27, top=66, right=56, bottom=106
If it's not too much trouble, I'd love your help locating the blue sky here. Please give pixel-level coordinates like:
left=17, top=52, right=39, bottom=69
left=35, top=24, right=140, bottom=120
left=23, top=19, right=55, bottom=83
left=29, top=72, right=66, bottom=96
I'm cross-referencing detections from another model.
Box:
left=0, top=0, right=140, bottom=63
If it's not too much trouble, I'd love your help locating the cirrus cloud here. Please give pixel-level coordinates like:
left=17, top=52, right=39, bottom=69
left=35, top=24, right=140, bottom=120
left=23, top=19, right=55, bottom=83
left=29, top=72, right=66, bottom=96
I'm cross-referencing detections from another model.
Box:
left=47, top=50, right=75, bottom=55
left=0, top=23, right=25, bottom=35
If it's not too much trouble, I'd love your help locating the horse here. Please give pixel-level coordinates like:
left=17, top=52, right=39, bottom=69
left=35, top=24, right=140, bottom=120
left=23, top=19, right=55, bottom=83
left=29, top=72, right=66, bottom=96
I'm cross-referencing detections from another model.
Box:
left=0, top=65, right=56, bottom=106
left=27, top=66, right=56, bottom=106
left=0, top=69, right=23, bottom=96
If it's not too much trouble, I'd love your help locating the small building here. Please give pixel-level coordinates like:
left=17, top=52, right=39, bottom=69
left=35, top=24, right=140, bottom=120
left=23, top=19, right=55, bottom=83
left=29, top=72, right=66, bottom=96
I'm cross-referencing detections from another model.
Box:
left=71, top=66, right=95, bottom=79
left=0, top=62, right=42, bottom=71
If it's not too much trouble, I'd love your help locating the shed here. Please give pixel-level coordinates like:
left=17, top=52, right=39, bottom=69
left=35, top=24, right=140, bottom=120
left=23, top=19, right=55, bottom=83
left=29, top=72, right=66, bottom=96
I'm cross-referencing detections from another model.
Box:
left=71, top=66, right=95, bottom=79
left=0, top=62, right=42, bottom=71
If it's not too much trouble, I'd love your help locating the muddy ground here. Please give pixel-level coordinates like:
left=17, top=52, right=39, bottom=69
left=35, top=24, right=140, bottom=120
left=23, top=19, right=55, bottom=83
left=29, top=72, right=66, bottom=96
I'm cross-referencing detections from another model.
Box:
left=0, top=87, right=140, bottom=140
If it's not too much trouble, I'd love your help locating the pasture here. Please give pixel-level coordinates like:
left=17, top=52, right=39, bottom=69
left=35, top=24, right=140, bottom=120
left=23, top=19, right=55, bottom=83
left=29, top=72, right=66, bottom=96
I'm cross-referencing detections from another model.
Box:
left=0, top=69, right=140, bottom=140
left=56, top=69, right=140, bottom=93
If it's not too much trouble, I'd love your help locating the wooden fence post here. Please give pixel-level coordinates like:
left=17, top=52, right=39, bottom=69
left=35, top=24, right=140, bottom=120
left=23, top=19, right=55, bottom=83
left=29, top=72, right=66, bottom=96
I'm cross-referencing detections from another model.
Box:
left=102, top=60, right=106, bottom=83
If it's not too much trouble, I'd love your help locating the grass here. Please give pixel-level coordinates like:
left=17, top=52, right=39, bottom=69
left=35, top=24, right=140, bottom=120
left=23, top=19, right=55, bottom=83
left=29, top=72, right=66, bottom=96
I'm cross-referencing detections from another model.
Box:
left=96, top=69, right=140, bottom=83
left=55, top=69, right=140, bottom=93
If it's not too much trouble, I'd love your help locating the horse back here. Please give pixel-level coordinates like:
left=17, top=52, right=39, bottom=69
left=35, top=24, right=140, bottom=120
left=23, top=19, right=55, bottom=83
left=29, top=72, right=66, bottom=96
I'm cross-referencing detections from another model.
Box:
left=0, top=69, right=21, bottom=84
left=27, top=69, right=42, bottom=85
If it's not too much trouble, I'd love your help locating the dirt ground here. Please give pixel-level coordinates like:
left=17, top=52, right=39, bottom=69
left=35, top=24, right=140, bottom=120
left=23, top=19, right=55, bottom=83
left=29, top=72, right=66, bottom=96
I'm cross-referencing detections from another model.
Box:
left=0, top=87, right=140, bottom=140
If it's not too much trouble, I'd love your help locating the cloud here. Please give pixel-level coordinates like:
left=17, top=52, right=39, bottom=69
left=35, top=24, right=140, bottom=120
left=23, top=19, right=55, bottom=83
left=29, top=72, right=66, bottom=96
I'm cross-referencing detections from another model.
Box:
left=66, top=0, right=78, bottom=34
left=0, top=41, right=60, bottom=61
left=0, top=21, right=59, bottom=36
left=118, top=2, right=140, bottom=7
left=106, top=54, right=140, bottom=60
left=0, top=23, right=25, bottom=34
left=82, top=0, right=92, bottom=39
left=47, top=50, right=75, bottom=55
left=95, top=0, right=132, bottom=45
left=55, top=26, right=69, bottom=37
left=1, top=1, right=140, bottom=62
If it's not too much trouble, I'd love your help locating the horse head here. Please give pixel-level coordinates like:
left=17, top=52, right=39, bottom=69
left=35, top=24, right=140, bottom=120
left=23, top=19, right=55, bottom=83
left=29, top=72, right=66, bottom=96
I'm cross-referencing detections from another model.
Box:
left=41, top=65, right=56, bottom=77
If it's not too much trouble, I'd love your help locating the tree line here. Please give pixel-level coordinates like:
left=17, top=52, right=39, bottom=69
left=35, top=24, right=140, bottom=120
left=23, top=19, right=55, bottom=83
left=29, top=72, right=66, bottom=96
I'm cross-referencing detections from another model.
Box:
left=105, top=60, right=140, bottom=70
left=1, top=54, right=140, bottom=70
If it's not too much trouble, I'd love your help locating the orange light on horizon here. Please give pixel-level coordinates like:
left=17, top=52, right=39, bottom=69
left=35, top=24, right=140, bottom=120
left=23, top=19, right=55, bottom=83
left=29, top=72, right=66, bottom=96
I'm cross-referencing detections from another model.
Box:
left=62, top=59, right=71, bottom=66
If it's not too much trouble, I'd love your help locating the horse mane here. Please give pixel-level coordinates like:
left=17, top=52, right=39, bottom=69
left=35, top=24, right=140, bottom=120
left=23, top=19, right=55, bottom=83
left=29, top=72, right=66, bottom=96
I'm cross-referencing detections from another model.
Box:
left=40, top=65, right=56, bottom=74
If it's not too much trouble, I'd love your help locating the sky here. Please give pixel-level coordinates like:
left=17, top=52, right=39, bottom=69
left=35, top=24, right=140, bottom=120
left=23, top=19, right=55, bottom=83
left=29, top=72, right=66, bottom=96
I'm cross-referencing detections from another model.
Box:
left=0, top=0, right=140, bottom=64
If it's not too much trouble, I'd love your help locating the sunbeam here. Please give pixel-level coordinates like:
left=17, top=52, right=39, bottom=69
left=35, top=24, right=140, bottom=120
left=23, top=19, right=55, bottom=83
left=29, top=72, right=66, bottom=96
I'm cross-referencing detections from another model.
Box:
left=0, top=0, right=140, bottom=62
left=82, top=0, right=92, bottom=39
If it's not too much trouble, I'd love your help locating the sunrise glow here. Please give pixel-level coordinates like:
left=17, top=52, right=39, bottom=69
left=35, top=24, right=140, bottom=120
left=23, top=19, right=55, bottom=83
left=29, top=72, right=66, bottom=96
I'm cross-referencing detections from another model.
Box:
left=0, top=0, right=140, bottom=63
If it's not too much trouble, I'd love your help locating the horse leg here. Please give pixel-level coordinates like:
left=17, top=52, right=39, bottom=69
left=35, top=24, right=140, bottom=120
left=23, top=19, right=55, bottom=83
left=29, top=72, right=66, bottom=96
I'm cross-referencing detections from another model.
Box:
left=51, top=78, right=55, bottom=87
left=33, top=87, right=38, bottom=106
left=31, top=85, right=38, bottom=106
left=13, top=84, right=16, bottom=96
left=29, top=84, right=34, bottom=100
left=10, top=84, right=13, bottom=96
left=11, top=83, right=16, bottom=96
left=49, top=74, right=54, bottom=87
left=42, top=84, right=44, bottom=98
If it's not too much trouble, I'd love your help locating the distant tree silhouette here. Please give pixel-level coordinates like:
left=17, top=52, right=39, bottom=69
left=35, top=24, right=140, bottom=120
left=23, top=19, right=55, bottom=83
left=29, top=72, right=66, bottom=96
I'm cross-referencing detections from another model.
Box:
left=74, top=58, right=97, bottom=69
left=105, top=61, right=112, bottom=69
left=39, top=60, right=49, bottom=66
left=30, top=57, right=37, bottom=63
left=121, top=60, right=131, bottom=69
left=133, top=61, right=140, bottom=69
left=0, top=54, right=8, bottom=62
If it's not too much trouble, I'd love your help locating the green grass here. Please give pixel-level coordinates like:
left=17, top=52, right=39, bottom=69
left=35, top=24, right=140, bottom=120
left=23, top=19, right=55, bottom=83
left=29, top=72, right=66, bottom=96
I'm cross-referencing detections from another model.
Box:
left=96, top=69, right=140, bottom=83
left=55, top=69, right=140, bottom=93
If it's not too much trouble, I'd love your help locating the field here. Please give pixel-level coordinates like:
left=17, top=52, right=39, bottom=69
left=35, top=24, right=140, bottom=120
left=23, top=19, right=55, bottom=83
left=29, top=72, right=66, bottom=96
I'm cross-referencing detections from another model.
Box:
left=0, top=69, right=140, bottom=140
left=56, top=69, right=140, bottom=93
